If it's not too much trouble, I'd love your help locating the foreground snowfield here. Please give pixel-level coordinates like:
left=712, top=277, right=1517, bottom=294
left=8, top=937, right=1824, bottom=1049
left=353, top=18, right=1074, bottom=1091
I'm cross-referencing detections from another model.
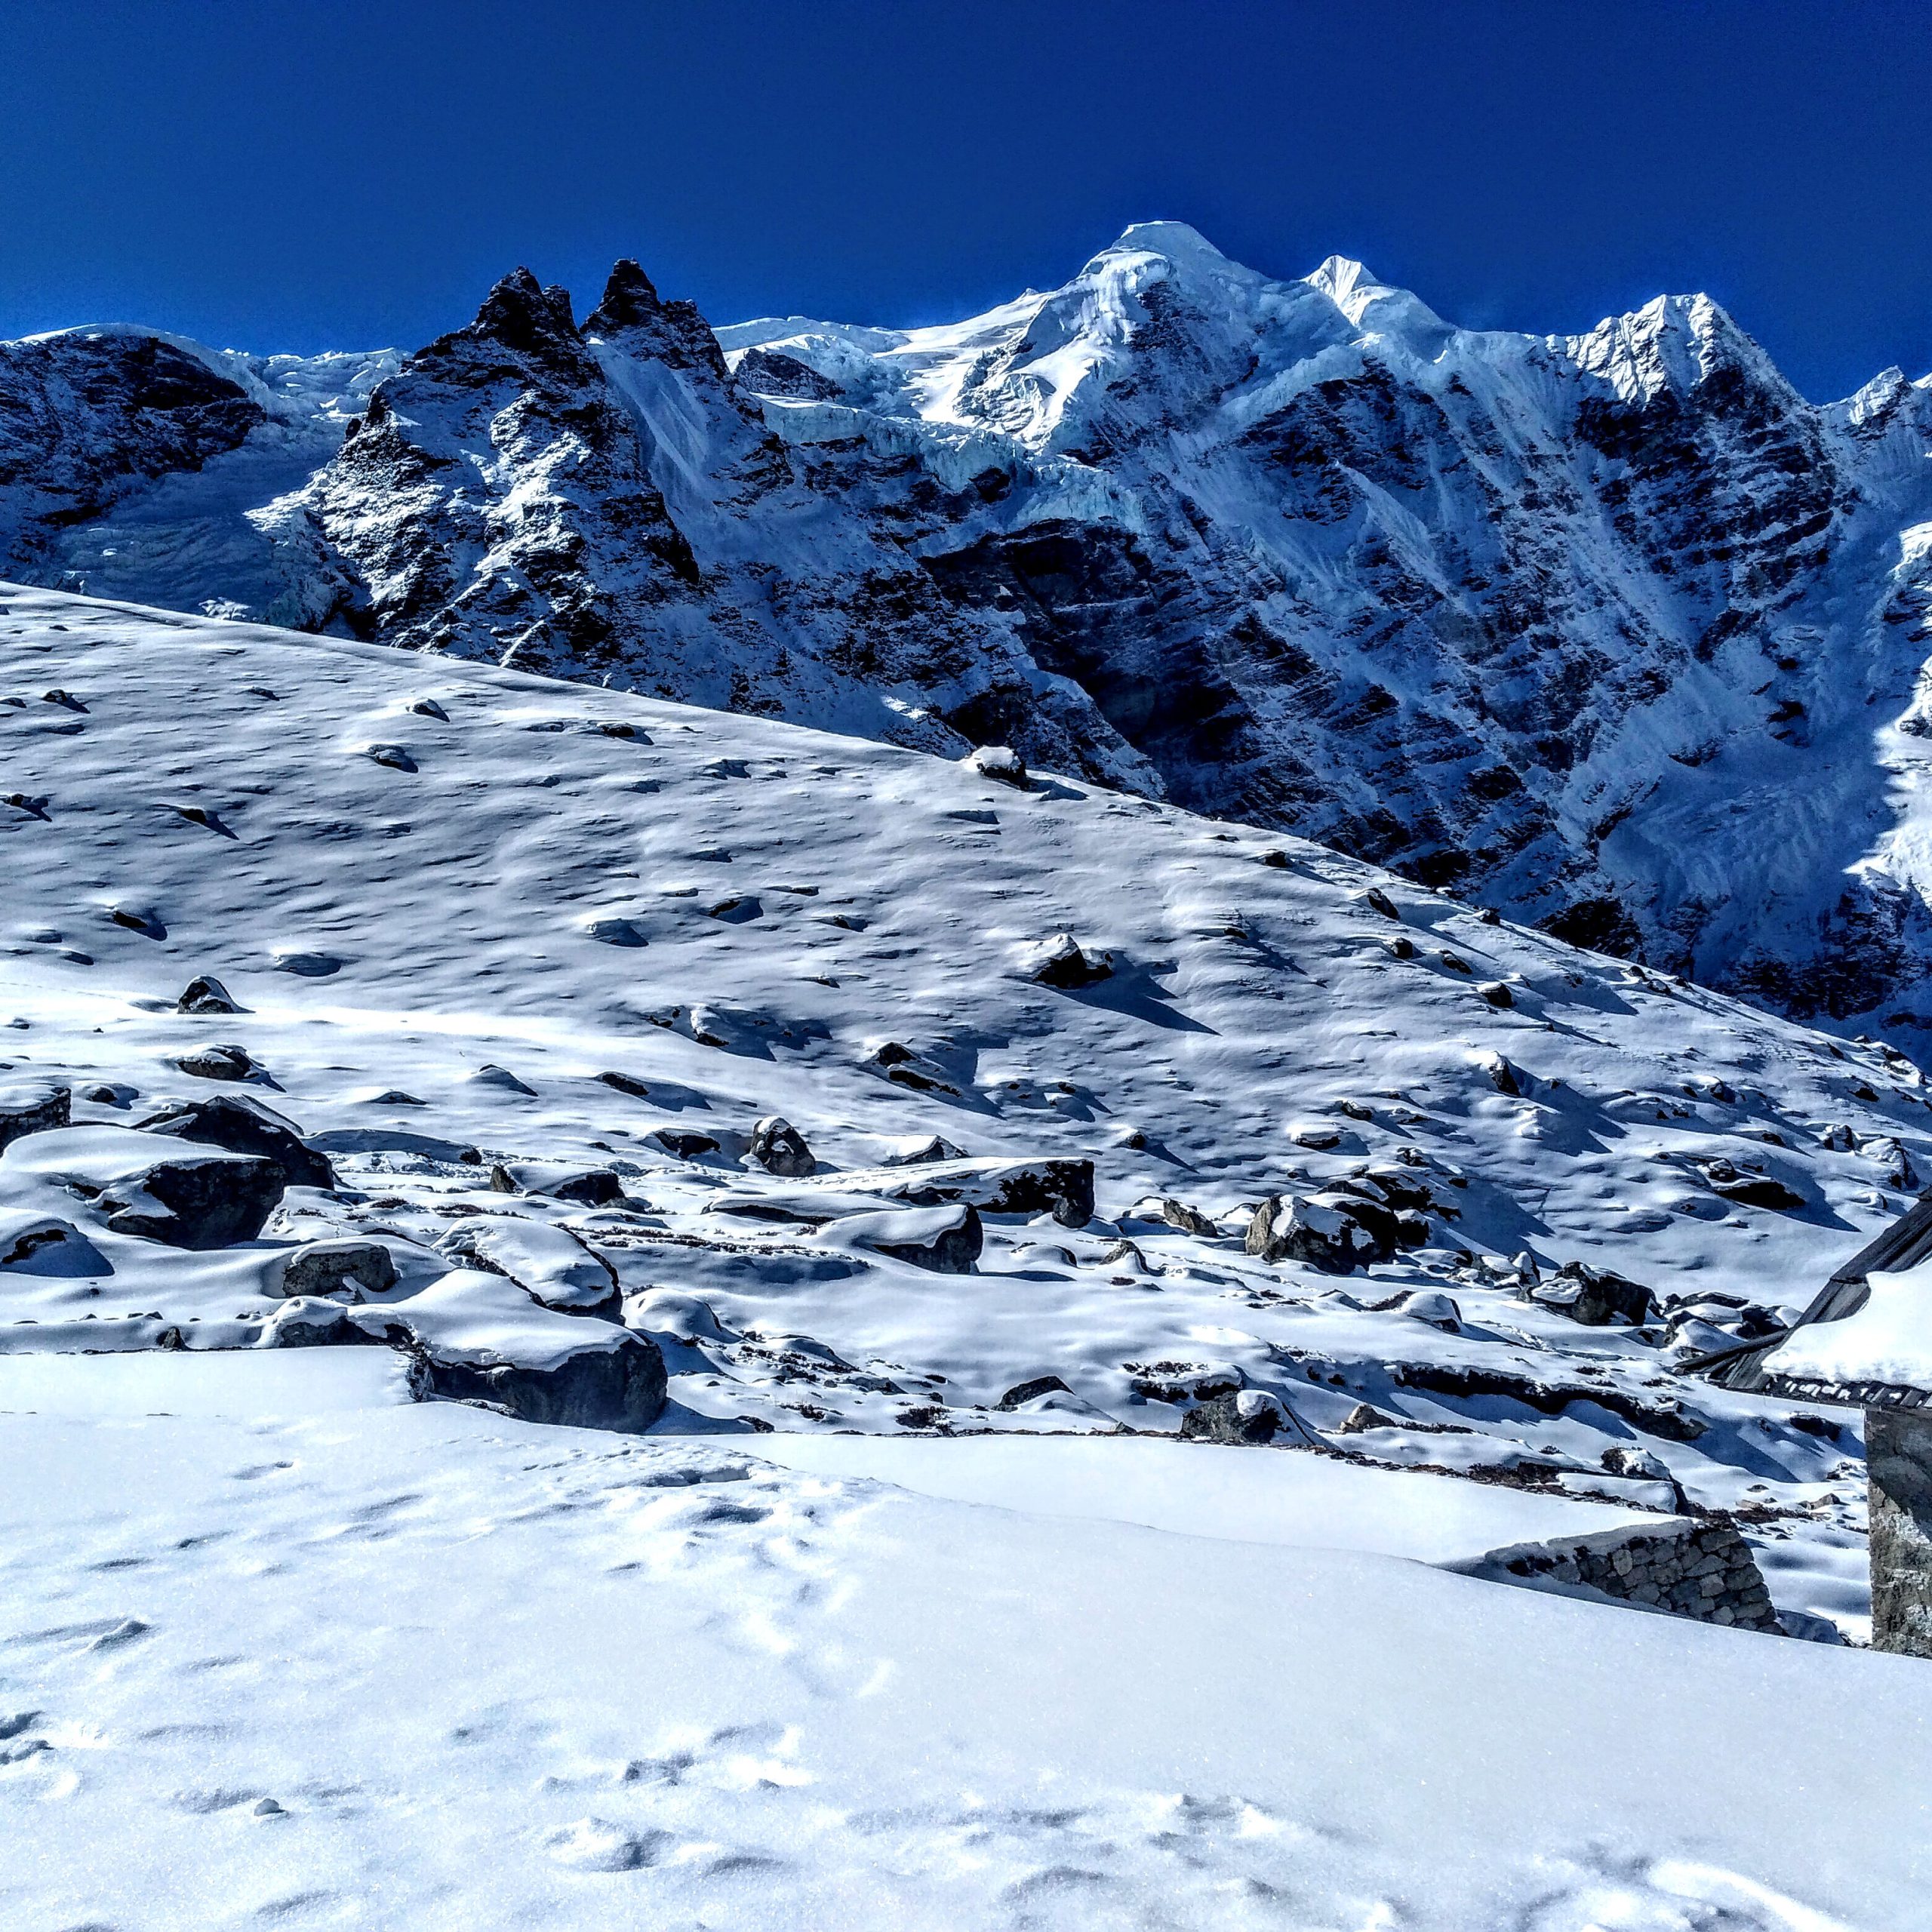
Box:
left=6, top=1352, right=1930, bottom=1932
left=4, top=586, right=1931, bottom=1924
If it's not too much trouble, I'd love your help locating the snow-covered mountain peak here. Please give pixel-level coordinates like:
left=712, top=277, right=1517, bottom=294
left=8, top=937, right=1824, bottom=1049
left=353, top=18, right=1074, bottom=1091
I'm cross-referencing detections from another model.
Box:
left=19, top=229, right=1932, bottom=1040
left=1084, top=219, right=1252, bottom=280
left=1567, top=289, right=1788, bottom=408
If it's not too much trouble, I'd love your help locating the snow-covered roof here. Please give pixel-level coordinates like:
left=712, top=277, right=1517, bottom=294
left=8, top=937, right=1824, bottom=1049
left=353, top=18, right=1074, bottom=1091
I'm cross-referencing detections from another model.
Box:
left=1762, top=1257, right=1932, bottom=1403
left=1746, top=1191, right=1932, bottom=1405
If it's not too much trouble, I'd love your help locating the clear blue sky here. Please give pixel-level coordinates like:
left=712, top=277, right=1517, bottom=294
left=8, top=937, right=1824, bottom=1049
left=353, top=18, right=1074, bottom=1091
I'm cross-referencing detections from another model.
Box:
left=2, top=0, right=1926, bottom=401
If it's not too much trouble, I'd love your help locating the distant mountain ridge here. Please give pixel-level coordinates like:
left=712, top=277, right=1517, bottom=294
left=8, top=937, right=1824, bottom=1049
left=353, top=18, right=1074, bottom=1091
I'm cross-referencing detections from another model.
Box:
left=9, top=222, right=1932, bottom=1037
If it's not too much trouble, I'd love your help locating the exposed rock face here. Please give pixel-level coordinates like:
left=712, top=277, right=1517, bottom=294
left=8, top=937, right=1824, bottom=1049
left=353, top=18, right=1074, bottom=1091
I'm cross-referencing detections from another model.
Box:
left=0, top=331, right=264, bottom=581
left=28, top=226, right=1932, bottom=1026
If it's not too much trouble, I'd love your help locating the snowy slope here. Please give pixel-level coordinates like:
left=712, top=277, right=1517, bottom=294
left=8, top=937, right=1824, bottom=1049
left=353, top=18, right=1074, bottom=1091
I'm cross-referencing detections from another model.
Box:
left=9, top=1352, right=1929, bottom=1932
left=5, top=586, right=1928, bottom=1925
left=0, top=582, right=1914, bottom=1626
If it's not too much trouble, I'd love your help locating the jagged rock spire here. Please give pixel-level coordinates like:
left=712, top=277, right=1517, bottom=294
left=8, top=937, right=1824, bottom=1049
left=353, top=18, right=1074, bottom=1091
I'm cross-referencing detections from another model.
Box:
left=465, top=267, right=581, bottom=355
left=586, top=259, right=662, bottom=334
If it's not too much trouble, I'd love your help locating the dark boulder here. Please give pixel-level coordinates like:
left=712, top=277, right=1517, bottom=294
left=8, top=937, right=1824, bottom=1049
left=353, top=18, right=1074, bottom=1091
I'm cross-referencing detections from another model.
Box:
left=749, top=1115, right=815, bottom=1178
left=1246, top=1192, right=1398, bottom=1273
left=418, top=1331, right=668, bottom=1433
left=1532, top=1262, right=1658, bottom=1327
left=1180, top=1392, right=1285, bottom=1445
left=866, top=1204, right=983, bottom=1274
left=100, top=1149, right=285, bottom=1249
left=998, top=1374, right=1073, bottom=1410
left=175, top=1043, right=257, bottom=1081
left=133, top=1094, right=336, bottom=1189
left=867, top=1155, right=1095, bottom=1229
left=1023, top=932, right=1113, bottom=989
left=1703, top=1161, right=1807, bottom=1211
left=0, top=1080, right=69, bottom=1152
left=489, top=1161, right=626, bottom=1205
left=177, top=974, right=243, bottom=1014
left=269, top=1239, right=398, bottom=1300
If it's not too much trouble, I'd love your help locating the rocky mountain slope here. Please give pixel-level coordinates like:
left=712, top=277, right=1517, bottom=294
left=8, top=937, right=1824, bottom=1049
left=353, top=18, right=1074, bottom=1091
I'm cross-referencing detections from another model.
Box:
left=5, top=584, right=1927, bottom=1927
left=11, top=228, right=1932, bottom=1032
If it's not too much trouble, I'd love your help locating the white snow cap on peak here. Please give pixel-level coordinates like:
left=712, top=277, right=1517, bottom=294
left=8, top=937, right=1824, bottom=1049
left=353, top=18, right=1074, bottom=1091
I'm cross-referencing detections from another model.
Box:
left=1305, top=255, right=1386, bottom=321
left=1105, top=220, right=1235, bottom=264
left=1084, top=222, right=1261, bottom=288
left=1304, top=255, right=1446, bottom=334
left=1569, top=291, right=1785, bottom=405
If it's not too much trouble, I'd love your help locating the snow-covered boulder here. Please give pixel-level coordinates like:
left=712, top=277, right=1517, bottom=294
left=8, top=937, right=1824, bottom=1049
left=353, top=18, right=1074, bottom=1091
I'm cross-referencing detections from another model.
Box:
left=352, top=1268, right=666, bottom=1432
left=0, top=1210, right=104, bottom=1275
left=1246, top=1192, right=1398, bottom=1273
left=435, top=1216, right=620, bottom=1315
left=1020, top=932, right=1113, bottom=989
left=748, top=1115, right=815, bottom=1177
left=963, top=744, right=1029, bottom=789
left=489, top=1161, right=626, bottom=1205
left=1394, top=1291, right=1463, bottom=1332
left=1531, top=1262, right=1658, bottom=1327
left=832, top=1155, right=1095, bottom=1229
left=822, top=1204, right=983, bottom=1274
left=621, top=1289, right=737, bottom=1344
left=1180, top=1389, right=1287, bottom=1444
left=0, top=1124, right=283, bottom=1250
left=0, top=1078, right=69, bottom=1152
left=176, top=974, right=243, bottom=1014
left=267, top=1238, right=398, bottom=1302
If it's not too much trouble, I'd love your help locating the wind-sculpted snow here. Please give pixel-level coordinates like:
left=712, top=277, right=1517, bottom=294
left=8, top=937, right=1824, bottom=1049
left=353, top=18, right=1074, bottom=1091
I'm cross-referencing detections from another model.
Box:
left=4, top=587, right=1927, bottom=1924
left=17, top=230, right=1932, bottom=1031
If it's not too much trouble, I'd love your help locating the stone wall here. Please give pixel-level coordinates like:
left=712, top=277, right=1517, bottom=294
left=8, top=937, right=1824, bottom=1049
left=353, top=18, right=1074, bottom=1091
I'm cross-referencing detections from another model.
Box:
left=1869, top=1404, right=1932, bottom=1659
left=1452, top=1517, right=1783, bottom=1633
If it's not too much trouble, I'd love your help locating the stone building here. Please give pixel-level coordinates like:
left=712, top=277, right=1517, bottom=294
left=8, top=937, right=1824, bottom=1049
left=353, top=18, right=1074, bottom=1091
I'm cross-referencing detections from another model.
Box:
left=1717, top=1195, right=1932, bottom=1657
